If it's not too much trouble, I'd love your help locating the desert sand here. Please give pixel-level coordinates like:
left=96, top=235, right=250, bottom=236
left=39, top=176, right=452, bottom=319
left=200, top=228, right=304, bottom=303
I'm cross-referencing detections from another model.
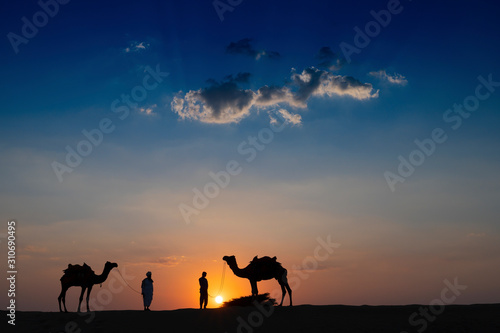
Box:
left=4, top=304, right=500, bottom=333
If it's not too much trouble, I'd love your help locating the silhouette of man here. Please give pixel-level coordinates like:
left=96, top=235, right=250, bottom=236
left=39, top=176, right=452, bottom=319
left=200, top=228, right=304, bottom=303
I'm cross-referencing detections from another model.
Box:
left=199, top=271, right=208, bottom=309
left=141, top=271, right=154, bottom=311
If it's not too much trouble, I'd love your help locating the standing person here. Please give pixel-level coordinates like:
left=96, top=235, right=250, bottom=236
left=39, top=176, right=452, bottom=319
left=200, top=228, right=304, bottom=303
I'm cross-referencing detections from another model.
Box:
left=199, top=271, right=208, bottom=309
left=141, top=271, right=154, bottom=311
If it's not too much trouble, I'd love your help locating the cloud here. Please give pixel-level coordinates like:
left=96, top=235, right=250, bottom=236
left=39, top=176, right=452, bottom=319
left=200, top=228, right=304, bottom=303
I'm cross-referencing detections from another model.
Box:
left=223, top=72, right=251, bottom=84
left=226, top=38, right=280, bottom=60
left=172, top=74, right=256, bottom=124
left=291, top=67, right=378, bottom=104
left=316, top=46, right=345, bottom=70
left=255, top=85, right=297, bottom=107
left=369, top=69, right=408, bottom=85
left=154, top=256, right=185, bottom=267
left=255, top=50, right=280, bottom=60
left=291, top=67, right=325, bottom=105
left=270, top=109, right=302, bottom=126
left=172, top=67, right=378, bottom=124
left=124, top=41, right=150, bottom=53
left=126, top=256, right=186, bottom=268
left=23, top=245, right=48, bottom=253
left=256, top=67, right=377, bottom=108
left=467, top=232, right=486, bottom=238
left=139, top=104, right=157, bottom=116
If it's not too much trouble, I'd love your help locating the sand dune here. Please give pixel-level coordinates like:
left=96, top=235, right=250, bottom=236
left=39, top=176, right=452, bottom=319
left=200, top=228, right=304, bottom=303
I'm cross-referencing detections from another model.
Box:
left=5, top=304, right=500, bottom=333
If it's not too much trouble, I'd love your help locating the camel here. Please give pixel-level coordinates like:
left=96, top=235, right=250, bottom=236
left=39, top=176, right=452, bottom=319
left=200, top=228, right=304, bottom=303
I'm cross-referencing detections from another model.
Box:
left=223, top=255, right=292, bottom=306
left=58, top=261, right=118, bottom=312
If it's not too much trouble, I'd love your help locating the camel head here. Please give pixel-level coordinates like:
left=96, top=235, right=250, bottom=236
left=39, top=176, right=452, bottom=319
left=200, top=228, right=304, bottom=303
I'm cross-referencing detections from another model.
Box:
left=105, top=261, right=118, bottom=270
left=222, top=255, right=236, bottom=266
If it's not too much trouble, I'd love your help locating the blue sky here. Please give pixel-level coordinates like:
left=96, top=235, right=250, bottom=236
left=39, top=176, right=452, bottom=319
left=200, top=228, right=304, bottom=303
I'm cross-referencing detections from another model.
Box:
left=1, top=0, right=500, bottom=310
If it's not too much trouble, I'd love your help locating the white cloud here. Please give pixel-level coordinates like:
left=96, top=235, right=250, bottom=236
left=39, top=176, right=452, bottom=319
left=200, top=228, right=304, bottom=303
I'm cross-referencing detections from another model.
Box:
left=292, top=67, right=378, bottom=102
left=139, top=104, right=157, bottom=116
left=369, top=69, right=408, bottom=86
left=135, top=42, right=147, bottom=50
left=172, top=66, right=378, bottom=124
left=270, top=109, right=302, bottom=126
left=124, top=41, right=150, bottom=53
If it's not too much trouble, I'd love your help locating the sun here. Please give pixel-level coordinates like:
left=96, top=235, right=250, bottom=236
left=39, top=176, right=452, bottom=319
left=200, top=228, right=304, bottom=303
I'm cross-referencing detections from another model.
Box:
left=215, top=296, right=223, bottom=304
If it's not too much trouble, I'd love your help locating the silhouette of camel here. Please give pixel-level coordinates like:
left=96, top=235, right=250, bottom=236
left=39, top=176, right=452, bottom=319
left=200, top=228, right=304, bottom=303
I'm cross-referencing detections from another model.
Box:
left=223, top=255, right=292, bottom=306
left=58, top=261, right=118, bottom=312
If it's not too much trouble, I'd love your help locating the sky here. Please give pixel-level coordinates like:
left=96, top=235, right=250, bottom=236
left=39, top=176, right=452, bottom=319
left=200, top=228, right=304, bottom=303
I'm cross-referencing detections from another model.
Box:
left=1, top=0, right=500, bottom=312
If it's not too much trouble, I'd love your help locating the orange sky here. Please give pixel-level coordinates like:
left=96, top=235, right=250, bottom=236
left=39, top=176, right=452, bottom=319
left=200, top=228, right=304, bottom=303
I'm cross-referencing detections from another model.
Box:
left=3, top=180, right=500, bottom=311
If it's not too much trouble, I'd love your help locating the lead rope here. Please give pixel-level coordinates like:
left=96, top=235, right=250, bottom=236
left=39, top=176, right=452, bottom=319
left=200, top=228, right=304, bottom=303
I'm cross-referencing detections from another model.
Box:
left=116, top=268, right=142, bottom=295
left=208, top=262, right=226, bottom=298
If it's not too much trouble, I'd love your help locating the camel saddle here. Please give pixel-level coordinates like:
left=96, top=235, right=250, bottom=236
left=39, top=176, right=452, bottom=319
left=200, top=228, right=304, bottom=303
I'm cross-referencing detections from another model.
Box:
left=250, top=256, right=281, bottom=275
left=62, top=263, right=94, bottom=282
left=251, top=256, right=278, bottom=265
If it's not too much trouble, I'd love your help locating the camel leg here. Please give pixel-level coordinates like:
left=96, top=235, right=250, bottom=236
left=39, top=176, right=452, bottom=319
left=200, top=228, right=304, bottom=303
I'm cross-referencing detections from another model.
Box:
left=86, top=285, right=93, bottom=312
left=58, top=286, right=69, bottom=312
left=78, top=287, right=86, bottom=312
left=285, top=283, right=292, bottom=306
left=279, top=270, right=292, bottom=306
left=250, top=280, right=258, bottom=297
left=279, top=283, right=286, bottom=306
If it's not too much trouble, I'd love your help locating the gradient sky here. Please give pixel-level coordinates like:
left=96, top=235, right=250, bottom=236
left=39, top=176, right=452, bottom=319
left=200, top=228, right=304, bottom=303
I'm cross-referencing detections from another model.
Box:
left=1, top=0, right=500, bottom=311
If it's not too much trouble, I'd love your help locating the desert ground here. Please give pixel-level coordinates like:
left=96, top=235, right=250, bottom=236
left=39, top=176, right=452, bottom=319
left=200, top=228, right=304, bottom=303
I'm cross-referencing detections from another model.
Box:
left=4, top=304, right=500, bottom=333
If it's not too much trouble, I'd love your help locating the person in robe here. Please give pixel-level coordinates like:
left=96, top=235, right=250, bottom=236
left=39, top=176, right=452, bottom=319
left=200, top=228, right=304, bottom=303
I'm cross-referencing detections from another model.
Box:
left=141, top=271, right=154, bottom=311
left=199, top=271, right=208, bottom=309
